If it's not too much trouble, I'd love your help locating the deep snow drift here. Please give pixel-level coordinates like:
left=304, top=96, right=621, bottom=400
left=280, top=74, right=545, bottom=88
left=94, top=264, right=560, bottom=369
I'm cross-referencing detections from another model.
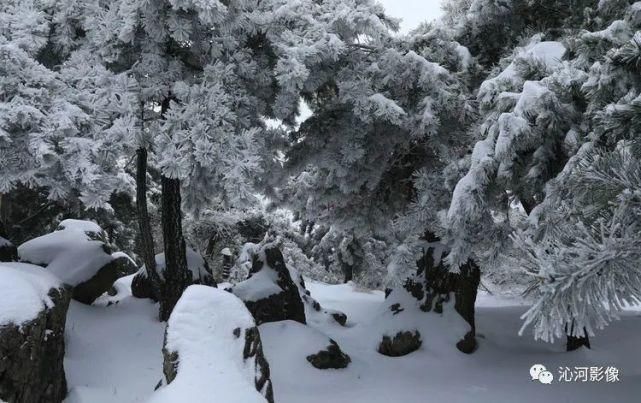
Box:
left=63, top=278, right=641, bottom=403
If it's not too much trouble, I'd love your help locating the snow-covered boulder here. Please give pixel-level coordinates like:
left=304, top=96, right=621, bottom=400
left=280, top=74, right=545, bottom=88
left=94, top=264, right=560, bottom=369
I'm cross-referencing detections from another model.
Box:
left=0, top=263, right=70, bottom=403
left=131, top=248, right=215, bottom=301
left=150, top=285, right=273, bottom=403
left=18, top=219, right=137, bottom=304
left=232, top=242, right=347, bottom=327
left=260, top=320, right=350, bottom=370
left=232, top=244, right=305, bottom=325
left=0, top=237, right=17, bottom=262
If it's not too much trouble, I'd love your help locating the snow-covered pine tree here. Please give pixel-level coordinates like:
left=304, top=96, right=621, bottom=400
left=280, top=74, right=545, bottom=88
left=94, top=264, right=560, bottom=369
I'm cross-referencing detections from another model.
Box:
left=77, top=0, right=292, bottom=319
left=275, top=8, right=476, bottom=283
left=443, top=0, right=597, bottom=68
left=0, top=0, right=137, bottom=223
left=444, top=0, right=641, bottom=349
left=440, top=0, right=625, bottom=272
left=268, top=4, right=493, bottom=351
left=514, top=2, right=641, bottom=350
left=80, top=0, right=412, bottom=319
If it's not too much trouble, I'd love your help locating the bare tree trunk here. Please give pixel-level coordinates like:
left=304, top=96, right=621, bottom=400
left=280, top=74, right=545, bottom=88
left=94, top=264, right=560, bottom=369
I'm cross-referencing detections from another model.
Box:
left=159, top=175, right=189, bottom=321
left=454, top=260, right=481, bottom=354
left=136, top=147, right=161, bottom=300
left=342, top=262, right=353, bottom=283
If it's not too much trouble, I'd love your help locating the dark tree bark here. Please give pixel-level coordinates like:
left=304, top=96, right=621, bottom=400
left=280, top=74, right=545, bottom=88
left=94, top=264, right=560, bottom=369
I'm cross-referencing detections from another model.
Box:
left=341, top=261, right=353, bottom=283
left=0, top=193, right=10, bottom=239
left=454, top=260, right=481, bottom=354
left=339, top=237, right=359, bottom=283
left=136, top=147, right=161, bottom=300
left=566, top=322, right=591, bottom=351
left=158, top=95, right=190, bottom=321
left=159, top=175, right=190, bottom=321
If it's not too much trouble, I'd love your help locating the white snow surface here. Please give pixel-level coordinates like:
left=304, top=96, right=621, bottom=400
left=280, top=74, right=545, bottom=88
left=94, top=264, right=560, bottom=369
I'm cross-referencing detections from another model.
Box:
left=259, top=320, right=339, bottom=360
left=0, top=262, right=63, bottom=326
left=18, top=223, right=114, bottom=286
left=139, top=248, right=209, bottom=281
left=233, top=268, right=283, bottom=301
left=148, top=285, right=267, bottom=403
left=57, top=219, right=103, bottom=234
left=64, top=275, right=165, bottom=403
left=63, top=279, right=641, bottom=403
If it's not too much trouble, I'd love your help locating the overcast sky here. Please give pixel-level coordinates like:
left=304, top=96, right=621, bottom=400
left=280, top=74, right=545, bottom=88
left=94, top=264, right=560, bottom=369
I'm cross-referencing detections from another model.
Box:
left=378, top=0, right=444, bottom=33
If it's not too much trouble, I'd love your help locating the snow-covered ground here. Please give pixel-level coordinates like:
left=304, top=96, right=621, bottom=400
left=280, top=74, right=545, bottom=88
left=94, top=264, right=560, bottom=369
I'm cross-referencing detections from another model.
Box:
left=64, top=278, right=641, bottom=403
left=64, top=279, right=164, bottom=403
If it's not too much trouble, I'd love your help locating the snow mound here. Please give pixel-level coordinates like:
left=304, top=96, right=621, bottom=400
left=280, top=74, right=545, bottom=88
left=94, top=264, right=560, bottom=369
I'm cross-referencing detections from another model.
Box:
left=17, top=221, right=115, bottom=286
left=149, top=285, right=269, bottom=403
left=368, top=286, right=470, bottom=355
left=0, top=262, right=63, bottom=326
left=261, top=320, right=338, bottom=356
left=260, top=320, right=349, bottom=369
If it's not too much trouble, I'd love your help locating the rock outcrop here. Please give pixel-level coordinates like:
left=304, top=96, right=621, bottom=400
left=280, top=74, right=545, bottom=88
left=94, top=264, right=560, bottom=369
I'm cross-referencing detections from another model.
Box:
left=0, top=263, right=70, bottom=403
left=296, top=274, right=348, bottom=327
left=377, top=330, right=422, bottom=357
left=306, top=339, right=351, bottom=369
left=72, top=255, right=137, bottom=304
left=232, top=245, right=305, bottom=325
